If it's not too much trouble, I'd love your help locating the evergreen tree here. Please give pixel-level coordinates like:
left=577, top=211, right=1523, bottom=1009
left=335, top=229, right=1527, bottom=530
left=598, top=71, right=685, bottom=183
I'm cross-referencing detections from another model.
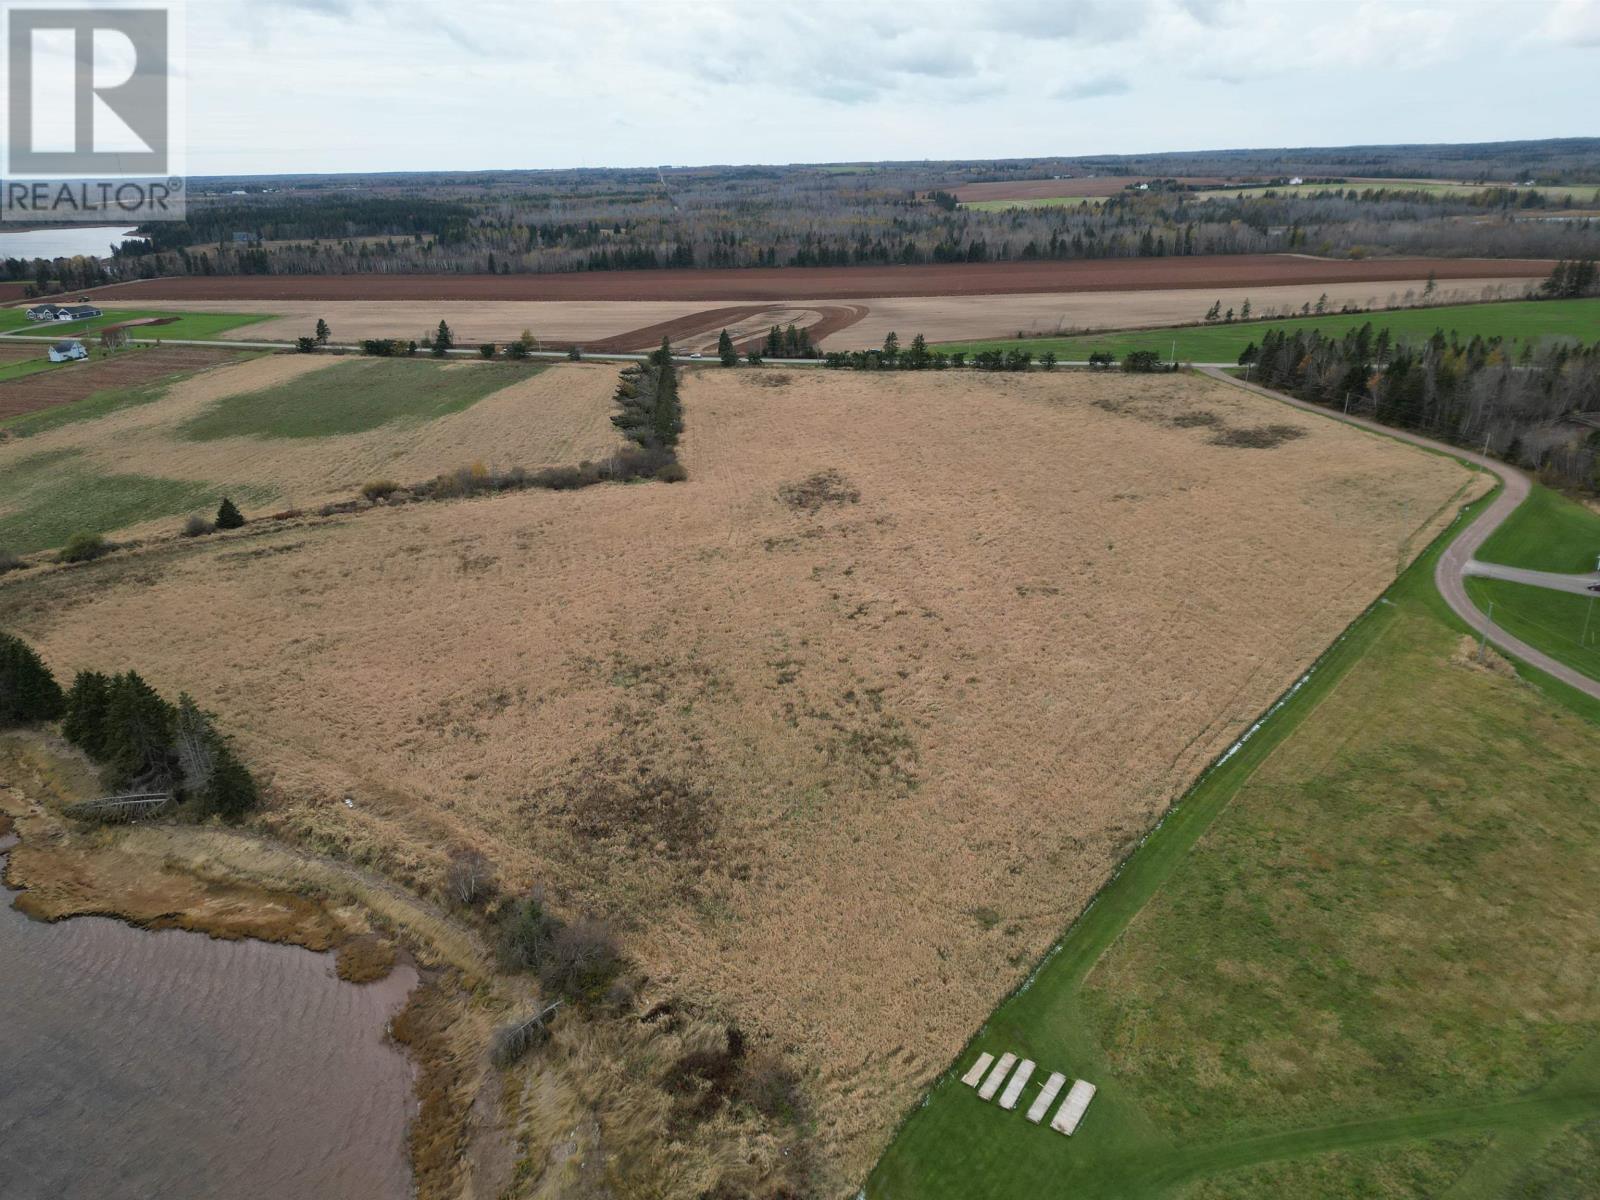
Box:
left=0, top=631, right=65, bottom=727
left=717, top=328, right=737, bottom=367
left=882, top=331, right=899, bottom=359
left=103, top=671, right=177, bottom=791
left=215, top=497, right=245, bottom=529
left=62, top=670, right=114, bottom=756
left=433, top=320, right=454, bottom=356
left=314, top=318, right=330, bottom=345
left=172, top=693, right=260, bottom=819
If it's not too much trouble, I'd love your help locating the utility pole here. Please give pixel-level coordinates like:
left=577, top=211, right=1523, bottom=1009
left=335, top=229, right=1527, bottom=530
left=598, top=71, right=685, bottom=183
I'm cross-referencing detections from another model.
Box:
left=1585, top=594, right=1595, bottom=648
left=1478, top=600, right=1495, bottom=663
left=1343, top=392, right=1352, bottom=415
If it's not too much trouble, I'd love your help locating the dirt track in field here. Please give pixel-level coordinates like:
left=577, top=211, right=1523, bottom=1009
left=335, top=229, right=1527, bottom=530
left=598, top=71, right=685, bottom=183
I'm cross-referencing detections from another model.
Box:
left=0, top=346, right=245, bottom=420
left=68, top=255, right=1554, bottom=304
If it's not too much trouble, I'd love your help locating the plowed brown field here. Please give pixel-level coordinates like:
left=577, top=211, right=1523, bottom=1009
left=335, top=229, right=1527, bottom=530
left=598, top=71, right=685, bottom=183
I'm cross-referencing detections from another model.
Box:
left=67, top=254, right=1552, bottom=303
left=0, top=366, right=1484, bottom=1190
left=0, top=346, right=245, bottom=420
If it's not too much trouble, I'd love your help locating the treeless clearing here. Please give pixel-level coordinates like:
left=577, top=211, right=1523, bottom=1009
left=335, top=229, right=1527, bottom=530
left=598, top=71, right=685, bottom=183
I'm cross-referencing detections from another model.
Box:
left=0, top=368, right=1482, bottom=1190
left=72, top=254, right=1552, bottom=303
left=0, top=358, right=625, bottom=533
left=953, top=176, right=1243, bottom=202
left=95, top=277, right=1538, bottom=353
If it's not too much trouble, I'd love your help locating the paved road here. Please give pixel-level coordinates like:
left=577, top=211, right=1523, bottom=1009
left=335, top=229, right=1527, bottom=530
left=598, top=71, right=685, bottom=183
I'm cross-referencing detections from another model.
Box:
left=1199, top=366, right=1600, bottom=702
left=1465, top=560, right=1600, bottom=596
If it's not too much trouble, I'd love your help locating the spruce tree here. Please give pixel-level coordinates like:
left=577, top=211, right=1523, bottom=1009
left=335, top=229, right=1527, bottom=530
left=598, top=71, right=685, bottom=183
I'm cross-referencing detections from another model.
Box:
left=434, top=320, right=454, bottom=356
left=103, top=671, right=176, bottom=791
left=0, top=632, right=65, bottom=727
left=717, top=328, right=736, bottom=367
left=215, top=497, right=245, bottom=529
left=62, top=670, right=114, bottom=755
left=314, top=318, right=330, bottom=345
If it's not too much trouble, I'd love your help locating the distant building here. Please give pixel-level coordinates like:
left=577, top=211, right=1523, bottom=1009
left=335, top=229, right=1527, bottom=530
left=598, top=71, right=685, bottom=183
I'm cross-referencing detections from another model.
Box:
left=25, top=304, right=61, bottom=321
left=1288, top=176, right=1304, bottom=185
left=49, top=340, right=87, bottom=362
left=232, top=232, right=261, bottom=245
left=46, top=305, right=102, bottom=322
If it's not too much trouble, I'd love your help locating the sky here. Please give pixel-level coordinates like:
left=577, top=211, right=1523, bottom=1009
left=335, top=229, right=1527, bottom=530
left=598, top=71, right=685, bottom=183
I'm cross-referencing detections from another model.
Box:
left=16, top=0, right=1600, bottom=176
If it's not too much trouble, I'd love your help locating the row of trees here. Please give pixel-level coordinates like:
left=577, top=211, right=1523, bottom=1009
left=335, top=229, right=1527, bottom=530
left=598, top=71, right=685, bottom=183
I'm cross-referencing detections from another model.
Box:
left=1540, top=258, right=1600, bottom=299
left=1243, top=323, right=1600, bottom=488
left=0, top=634, right=260, bottom=820
left=612, top=339, right=683, bottom=452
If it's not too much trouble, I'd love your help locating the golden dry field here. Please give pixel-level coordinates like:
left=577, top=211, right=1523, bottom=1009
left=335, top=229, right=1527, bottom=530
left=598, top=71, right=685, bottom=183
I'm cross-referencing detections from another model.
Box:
left=0, top=367, right=1484, bottom=1188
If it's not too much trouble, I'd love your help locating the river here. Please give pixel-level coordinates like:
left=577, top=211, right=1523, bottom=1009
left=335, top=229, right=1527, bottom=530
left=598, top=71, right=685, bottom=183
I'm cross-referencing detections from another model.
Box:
left=0, top=227, right=139, bottom=261
left=0, top=834, right=418, bottom=1200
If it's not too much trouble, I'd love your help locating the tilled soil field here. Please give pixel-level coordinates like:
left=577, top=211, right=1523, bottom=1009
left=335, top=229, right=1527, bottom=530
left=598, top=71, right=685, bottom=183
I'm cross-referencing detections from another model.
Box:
left=0, top=346, right=246, bottom=421
left=58, top=254, right=1554, bottom=303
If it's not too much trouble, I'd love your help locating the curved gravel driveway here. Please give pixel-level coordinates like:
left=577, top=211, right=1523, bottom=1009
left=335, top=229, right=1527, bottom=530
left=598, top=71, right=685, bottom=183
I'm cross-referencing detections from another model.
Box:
left=1199, top=366, right=1600, bottom=703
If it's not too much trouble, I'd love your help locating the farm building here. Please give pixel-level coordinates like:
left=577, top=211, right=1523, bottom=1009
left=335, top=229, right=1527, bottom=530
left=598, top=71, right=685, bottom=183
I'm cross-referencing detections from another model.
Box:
left=48, top=340, right=87, bottom=362
left=29, top=303, right=101, bottom=322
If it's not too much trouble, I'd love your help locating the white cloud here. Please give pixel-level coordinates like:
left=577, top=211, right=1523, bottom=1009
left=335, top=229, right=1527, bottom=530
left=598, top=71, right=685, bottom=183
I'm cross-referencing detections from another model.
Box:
left=175, top=0, right=1595, bottom=173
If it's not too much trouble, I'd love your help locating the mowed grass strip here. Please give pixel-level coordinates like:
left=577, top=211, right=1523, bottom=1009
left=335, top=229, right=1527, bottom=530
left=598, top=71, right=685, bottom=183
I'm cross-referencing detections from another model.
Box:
left=177, top=358, right=543, bottom=440
left=1475, top=484, right=1600, bottom=573
left=935, top=298, right=1600, bottom=363
left=0, top=448, right=273, bottom=555
left=868, top=487, right=1600, bottom=1199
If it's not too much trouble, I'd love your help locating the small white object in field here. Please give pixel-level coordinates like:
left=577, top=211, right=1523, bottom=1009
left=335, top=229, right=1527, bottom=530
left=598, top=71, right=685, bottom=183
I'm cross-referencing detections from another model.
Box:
left=1026, top=1072, right=1066, bottom=1123
left=1050, top=1079, right=1097, bottom=1136
left=998, top=1059, right=1034, bottom=1110
left=961, top=1052, right=994, bottom=1087
left=977, top=1052, right=1016, bottom=1101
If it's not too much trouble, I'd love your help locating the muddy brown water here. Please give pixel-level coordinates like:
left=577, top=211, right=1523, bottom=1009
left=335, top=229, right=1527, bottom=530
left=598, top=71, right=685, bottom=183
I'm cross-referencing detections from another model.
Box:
left=0, top=837, right=417, bottom=1200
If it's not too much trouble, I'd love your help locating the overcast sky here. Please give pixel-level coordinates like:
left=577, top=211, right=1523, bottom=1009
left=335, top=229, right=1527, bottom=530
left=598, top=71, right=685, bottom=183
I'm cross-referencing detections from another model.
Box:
left=100, top=0, right=1600, bottom=174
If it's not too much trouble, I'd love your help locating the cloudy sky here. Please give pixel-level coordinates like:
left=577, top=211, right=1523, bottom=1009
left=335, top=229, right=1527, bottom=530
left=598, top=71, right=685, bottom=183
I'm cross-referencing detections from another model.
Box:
left=100, top=0, right=1600, bottom=174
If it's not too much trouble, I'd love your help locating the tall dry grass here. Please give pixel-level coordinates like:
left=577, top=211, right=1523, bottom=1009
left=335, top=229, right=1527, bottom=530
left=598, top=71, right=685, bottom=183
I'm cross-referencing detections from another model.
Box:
left=0, top=367, right=1484, bottom=1192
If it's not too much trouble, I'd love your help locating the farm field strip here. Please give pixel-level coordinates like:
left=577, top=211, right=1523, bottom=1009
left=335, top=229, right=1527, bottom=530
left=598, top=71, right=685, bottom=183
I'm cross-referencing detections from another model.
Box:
left=0, top=357, right=622, bottom=552
left=934, top=297, right=1600, bottom=362
left=83, top=277, right=1542, bottom=353
left=0, top=367, right=1477, bottom=1189
left=73, top=254, right=1553, bottom=303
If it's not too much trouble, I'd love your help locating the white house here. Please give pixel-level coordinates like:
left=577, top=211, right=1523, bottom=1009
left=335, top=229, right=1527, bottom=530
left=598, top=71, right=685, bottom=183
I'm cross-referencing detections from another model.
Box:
left=1289, top=176, right=1304, bottom=186
left=49, top=340, right=88, bottom=363
left=25, top=304, right=62, bottom=321
left=55, top=304, right=102, bottom=321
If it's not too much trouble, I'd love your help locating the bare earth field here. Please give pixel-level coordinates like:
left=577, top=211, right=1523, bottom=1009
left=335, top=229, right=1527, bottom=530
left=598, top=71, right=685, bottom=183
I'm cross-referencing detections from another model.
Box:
left=0, top=358, right=626, bottom=536
left=69, top=254, right=1552, bottom=303
left=0, top=346, right=246, bottom=421
left=95, top=277, right=1539, bottom=354
left=0, top=367, right=1482, bottom=1189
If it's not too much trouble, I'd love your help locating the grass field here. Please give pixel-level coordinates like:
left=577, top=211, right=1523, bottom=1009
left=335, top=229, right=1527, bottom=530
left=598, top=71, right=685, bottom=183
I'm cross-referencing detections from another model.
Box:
left=935, top=298, right=1600, bottom=363
left=1475, top=485, right=1600, bottom=573
left=0, top=356, right=65, bottom=384
left=0, top=447, right=275, bottom=555
left=178, top=358, right=542, bottom=440
left=867, top=479, right=1600, bottom=1199
left=0, top=309, right=268, bottom=342
left=0, top=367, right=1478, bottom=1190
left=1465, top=576, right=1600, bottom=681
left=0, top=356, right=622, bottom=552
left=962, top=195, right=1102, bottom=211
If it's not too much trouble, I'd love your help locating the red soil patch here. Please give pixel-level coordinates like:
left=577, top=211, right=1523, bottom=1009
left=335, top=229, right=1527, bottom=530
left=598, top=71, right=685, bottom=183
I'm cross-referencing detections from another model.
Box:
left=953, top=176, right=1243, bottom=202
left=0, top=346, right=243, bottom=421
left=77, top=256, right=1553, bottom=305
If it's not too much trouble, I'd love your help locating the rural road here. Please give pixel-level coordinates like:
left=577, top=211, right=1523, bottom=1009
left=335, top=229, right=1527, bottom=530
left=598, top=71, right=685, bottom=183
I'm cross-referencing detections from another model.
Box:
left=1199, top=366, right=1600, bottom=703
left=1463, top=560, right=1600, bottom=595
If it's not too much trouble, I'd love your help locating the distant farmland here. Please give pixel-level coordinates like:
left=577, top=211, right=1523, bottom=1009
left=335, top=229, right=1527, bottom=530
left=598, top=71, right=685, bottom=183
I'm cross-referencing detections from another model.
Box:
left=936, top=298, right=1600, bottom=363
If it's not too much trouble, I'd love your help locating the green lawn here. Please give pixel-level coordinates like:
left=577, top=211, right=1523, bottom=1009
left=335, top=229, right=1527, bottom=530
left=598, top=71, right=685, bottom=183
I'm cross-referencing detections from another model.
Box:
left=177, top=358, right=541, bottom=441
left=867, top=480, right=1600, bottom=1199
left=0, top=448, right=273, bottom=555
left=1465, top=576, right=1600, bottom=681
left=1475, top=485, right=1600, bottom=573
left=0, top=309, right=269, bottom=342
left=962, top=196, right=1103, bottom=211
left=0, top=356, right=63, bottom=384
left=935, top=299, right=1600, bottom=364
